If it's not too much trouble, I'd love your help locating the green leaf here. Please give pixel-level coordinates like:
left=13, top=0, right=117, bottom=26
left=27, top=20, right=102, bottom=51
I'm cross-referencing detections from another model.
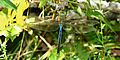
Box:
left=0, top=0, right=17, bottom=10
left=7, top=25, right=22, bottom=42
left=49, top=49, right=65, bottom=60
left=75, top=41, right=90, bottom=60
left=10, top=25, right=22, bottom=36
left=39, top=0, right=46, bottom=8
left=86, top=10, right=115, bottom=33
left=77, top=6, right=83, bottom=16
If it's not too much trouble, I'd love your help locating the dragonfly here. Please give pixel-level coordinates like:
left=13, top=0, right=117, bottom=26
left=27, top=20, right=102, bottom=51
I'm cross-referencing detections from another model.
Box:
left=28, top=17, right=98, bottom=32
left=27, top=11, right=99, bottom=54
left=57, top=23, right=63, bottom=54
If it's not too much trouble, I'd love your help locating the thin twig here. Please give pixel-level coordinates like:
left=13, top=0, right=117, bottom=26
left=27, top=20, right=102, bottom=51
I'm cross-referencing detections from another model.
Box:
left=39, top=36, right=53, bottom=50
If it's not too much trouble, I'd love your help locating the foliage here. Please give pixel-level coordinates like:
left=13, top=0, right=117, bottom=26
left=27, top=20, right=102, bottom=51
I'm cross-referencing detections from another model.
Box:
left=0, top=0, right=120, bottom=60
left=0, top=0, right=29, bottom=59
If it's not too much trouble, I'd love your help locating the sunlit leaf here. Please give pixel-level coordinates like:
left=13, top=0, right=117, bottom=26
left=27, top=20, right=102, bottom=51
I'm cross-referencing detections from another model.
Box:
left=7, top=25, right=22, bottom=41
left=49, top=49, right=57, bottom=60
left=0, top=11, right=8, bottom=30
left=16, top=0, right=29, bottom=26
left=77, top=6, right=84, bottom=16
left=77, top=0, right=87, bottom=2
left=11, top=25, right=22, bottom=36
left=0, top=30, right=8, bottom=37
left=3, top=25, right=22, bottom=42
left=39, top=0, right=46, bottom=8
left=49, top=49, right=65, bottom=60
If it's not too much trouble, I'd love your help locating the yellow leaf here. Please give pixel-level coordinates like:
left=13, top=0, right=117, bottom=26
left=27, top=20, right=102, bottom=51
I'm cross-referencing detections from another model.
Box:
left=0, top=12, right=8, bottom=30
left=16, top=16, right=26, bottom=26
left=12, top=0, right=21, bottom=6
left=16, top=0, right=29, bottom=17
left=16, top=0, right=29, bottom=26
left=8, top=9, right=17, bottom=24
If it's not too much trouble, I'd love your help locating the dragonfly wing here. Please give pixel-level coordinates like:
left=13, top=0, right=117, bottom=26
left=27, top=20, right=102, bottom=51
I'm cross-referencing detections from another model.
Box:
left=28, top=21, right=59, bottom=32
